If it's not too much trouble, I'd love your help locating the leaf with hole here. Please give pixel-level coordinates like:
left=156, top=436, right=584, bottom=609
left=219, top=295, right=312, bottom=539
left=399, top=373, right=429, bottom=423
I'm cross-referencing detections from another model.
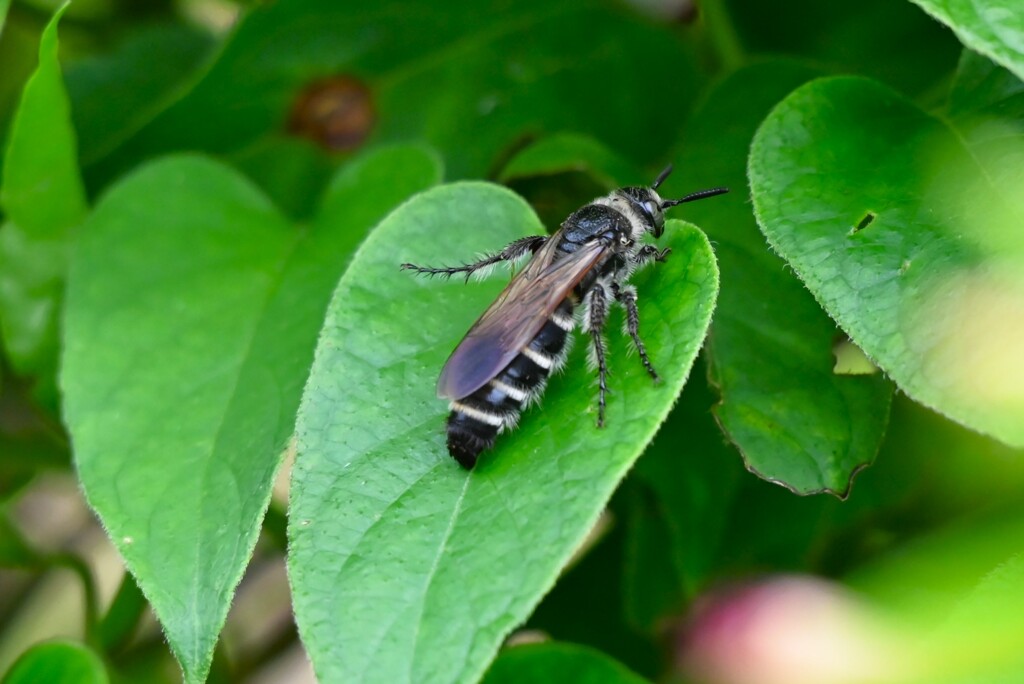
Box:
left=288, top=183, right=718, bottom=684
left=62, top=145, right=441, bottom=683
left=750, top=76, right=1024, bottom=448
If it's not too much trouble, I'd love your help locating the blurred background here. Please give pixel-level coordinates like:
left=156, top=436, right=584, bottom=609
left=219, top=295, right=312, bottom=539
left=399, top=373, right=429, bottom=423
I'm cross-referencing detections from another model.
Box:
left=1, top=0, right=1023, bottom=682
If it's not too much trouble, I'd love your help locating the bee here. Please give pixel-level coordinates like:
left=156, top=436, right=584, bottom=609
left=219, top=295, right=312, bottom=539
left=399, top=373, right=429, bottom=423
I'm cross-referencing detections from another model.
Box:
left=402, top=165, right=727, bottom=468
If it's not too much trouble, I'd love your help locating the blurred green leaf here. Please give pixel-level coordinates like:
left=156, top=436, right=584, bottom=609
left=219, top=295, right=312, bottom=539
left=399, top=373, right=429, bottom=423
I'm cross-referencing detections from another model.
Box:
left=98, top=572, right=146, bottom=653
left=0, top=2, right=84, bottom=400
left=499, top=133, right=643, bottom=229
left=0, top=21, right=44, bottom=168
left=749, top=76, right=1024, bottom=448
left=0, top=511, right=35, bottom=567
left=288, top=184, right=718, bottom=684
left=0, top=0, right=9, bottom=35
left=923, top=553, right=1024, bottom=683
left=946, top=50, right=1024, bottom=201
left=948, top=49, right=1024, bottom=121
left=87, top=0, right=699, bottom=186
left=724, top=0, right=961, bottom=94
left=224, top=135, right=335, bottom=221
left=0, top=1, right=82, bottom=239
left=62, top=145, right=441, bottom=683
left=847, top=504, right=1024, bottom=684
left=621, top=479, right=687, bottom=633
left=481, top=642, right=650, bottom=684
left=526, top=515, right=660, bottom=677
left=63, top=22, right=215, bottom=168
left=2, top=640, right=108, bottom=684
left=668, top=61, right=893, bottom=495
left=499, top=133, right=643, bottom=191
left=908, top=0, right=1024, bottom=82
left=629, top=361, right=744, bottom=607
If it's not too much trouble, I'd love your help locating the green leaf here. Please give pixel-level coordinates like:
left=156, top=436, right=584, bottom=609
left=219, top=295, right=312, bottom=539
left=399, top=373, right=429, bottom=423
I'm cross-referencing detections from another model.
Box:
left=481, top=643, right=651, bottom=684
left=499, top=133, right=644, bottom=230
left=224, top=136, right=335, bottom=221
left=848, top=504, right=1024, bottom=630
left=288, top=184, right=718, bottom=684
left=526, top=518, right=660, bottom=677
left=621, top=480, right=687, bottom=633
left=0, top=2, right=85, bottom=396
left=749, top=76, right=1024, bottom=448
left=924, top=553, right=1024, bottom=682
left=0, top=0, right=9, bottom=36
left=88, top=0, right=699, bottom=185
left=669, top=62, right=892, bottom=495
left=0, top=511, right=36, bottom=567
left=498, top=133, right=643, bottom=190
left=948, top=49, right=1024, bottom=122
left=62, top=145, right=441, bottom=683
left=907, top=0, right=1024, bottom=82
left=3, top=640, right=109, bottom=684
left=724, top=0, right=962, bottom=94
left=629, top=362, right=744, bottom=605
left=947, top=50, right=1024, bottom=189
left=63, top=22, right=215, bottom=167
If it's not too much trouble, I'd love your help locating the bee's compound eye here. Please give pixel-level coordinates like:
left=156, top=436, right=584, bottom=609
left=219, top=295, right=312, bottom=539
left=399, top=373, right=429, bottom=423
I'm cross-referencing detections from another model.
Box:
left=643, top=201, right=657, bottom=217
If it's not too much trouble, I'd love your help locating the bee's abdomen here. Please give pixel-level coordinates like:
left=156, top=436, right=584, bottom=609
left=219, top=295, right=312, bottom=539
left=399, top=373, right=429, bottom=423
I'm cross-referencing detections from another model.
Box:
left=446, top=300, right=575, bottom=468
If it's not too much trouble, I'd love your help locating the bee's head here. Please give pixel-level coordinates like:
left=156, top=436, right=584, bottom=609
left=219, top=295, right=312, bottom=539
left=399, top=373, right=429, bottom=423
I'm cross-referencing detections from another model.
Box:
left=620, top=165, right=729, bottom=238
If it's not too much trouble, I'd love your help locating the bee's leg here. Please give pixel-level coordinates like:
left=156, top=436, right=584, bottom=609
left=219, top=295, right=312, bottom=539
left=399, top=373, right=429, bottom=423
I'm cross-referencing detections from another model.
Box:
left=612, top=282, right=659, bottom=381
left=400, top=235, right=547, bottom=281
left=634, top=244, right=671, bottom=270
left=584, top=284, right=610, bottom=428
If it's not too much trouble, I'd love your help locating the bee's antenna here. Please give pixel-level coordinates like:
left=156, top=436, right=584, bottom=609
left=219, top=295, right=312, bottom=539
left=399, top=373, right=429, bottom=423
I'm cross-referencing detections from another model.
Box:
left=651, top=164, right=674, bottom=190
left=661, top=186, right=729, bottom=208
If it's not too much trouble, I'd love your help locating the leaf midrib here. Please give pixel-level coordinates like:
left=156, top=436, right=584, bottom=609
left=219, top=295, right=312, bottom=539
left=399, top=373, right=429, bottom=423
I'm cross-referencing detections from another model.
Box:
left=181, top=229, right=302, bottom=674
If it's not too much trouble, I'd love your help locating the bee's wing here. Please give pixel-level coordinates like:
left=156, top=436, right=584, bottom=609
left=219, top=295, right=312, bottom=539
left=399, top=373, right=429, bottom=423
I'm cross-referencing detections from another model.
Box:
left=437, top=238, right=607, bottom=400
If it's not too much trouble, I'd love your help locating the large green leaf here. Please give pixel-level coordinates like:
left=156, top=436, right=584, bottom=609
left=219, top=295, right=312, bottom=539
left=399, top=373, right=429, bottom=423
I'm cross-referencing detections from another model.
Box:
left=481, top=643, right=650, bottom=684
left=62, top=145, right=441, bottom=683
left=3, top=641, right=108, bottom=684
left=750, top=76, right=1024, bottom=448
left=907, top=0, right=1024, bottom=82
left=87, top=0, right=698, bottom=186
left=288, top=184, right=718, bottom=684
left=668, top=62, right=892, bottom=495
left=0, top=2, right=85, bottom=399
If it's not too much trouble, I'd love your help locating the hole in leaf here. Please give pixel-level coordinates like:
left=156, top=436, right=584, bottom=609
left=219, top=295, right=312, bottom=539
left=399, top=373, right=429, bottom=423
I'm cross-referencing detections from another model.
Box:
left=832, top=334, right=878, bottom=375
left=287, top=76, right=375, bottom=151
left=852, top=212, right=876, bottom=234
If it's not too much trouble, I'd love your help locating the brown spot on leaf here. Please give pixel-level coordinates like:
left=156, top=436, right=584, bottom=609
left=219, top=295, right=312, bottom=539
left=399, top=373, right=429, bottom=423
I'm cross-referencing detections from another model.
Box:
left=287, top=76, right=375, bottom=151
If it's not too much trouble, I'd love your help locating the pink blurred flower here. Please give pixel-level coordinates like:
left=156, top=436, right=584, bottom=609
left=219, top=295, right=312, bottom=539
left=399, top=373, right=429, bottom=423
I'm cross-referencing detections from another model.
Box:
left=677, top=575, right=913, bottom=684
